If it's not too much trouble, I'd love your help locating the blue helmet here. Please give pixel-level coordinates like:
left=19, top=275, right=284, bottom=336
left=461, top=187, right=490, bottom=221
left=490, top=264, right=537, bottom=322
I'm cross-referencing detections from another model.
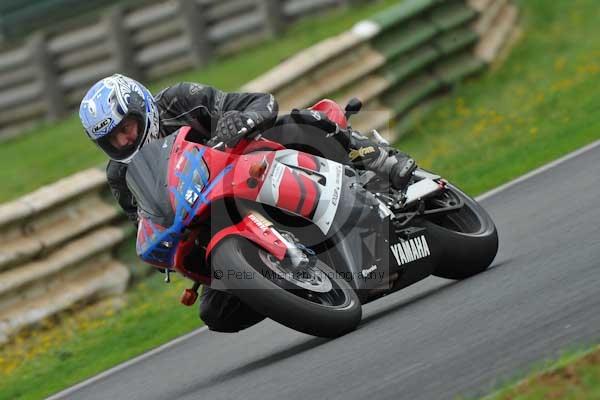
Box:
left=79, top=74, right=160, bottom=163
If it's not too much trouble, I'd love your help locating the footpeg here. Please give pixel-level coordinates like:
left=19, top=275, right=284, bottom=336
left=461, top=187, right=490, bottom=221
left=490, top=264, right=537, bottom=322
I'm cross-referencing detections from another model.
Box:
left=180, top=282, right=200, bottom=306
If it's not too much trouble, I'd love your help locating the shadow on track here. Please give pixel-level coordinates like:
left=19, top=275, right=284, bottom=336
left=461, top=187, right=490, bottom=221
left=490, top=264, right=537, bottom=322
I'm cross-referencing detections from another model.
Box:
left=170, top=336, right=330, bottom=397
left=169, top=261, right=513, bottom=399
left=359, top=280, right=456, bottom=327
left=359, top=259, right=513, bottom=327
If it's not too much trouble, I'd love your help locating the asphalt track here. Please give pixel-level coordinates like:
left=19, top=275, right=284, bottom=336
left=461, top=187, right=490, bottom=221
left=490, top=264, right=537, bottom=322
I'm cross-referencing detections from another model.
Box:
left=49, top=140, right=600, bottom=400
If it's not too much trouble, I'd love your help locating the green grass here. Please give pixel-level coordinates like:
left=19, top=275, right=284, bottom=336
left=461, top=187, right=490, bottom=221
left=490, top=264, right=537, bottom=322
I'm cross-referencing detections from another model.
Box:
left=481, top=345, right=600, bottom=400
left=398, top=0, right=600, bottom=196
left=2, top=0, right=600, bottom=398
left=0, top=241, right=200, bottom=400
left=0, top=0, right=400, bottom=204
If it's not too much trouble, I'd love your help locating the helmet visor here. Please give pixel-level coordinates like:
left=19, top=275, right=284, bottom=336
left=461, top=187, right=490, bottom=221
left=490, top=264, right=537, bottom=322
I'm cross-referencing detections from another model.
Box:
left=96, top=114, right=145, bottom=162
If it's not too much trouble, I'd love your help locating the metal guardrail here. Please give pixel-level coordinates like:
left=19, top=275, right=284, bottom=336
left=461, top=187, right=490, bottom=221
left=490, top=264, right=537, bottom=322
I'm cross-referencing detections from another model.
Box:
left=0, top=0, right=518, bottom=343
left=0, top=0, right=370, bottom=140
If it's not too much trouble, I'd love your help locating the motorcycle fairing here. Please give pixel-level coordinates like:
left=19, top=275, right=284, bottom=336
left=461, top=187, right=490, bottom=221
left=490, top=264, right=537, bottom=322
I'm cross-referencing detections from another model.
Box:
left=386, top=226, right=436, bottom=291
left=309, top=170, right=438, bottom=295
left=204, top=152, right=345, bottom=262
left=129, top=130, right=235, bottom=267
left=129, top=127, right=338, bottom=267
left=129, top=126, right=396, bottom=276
left=133, top=162, right=232, bottom=267
left=205, top=213, right=288, bottom=263
left=311, top=172, right=396, bottom=292
left=135, top=217, right=171, bottom=268
left=256, top=150, right=345, bottom=235
left=310, top=99, right=348, bottom=129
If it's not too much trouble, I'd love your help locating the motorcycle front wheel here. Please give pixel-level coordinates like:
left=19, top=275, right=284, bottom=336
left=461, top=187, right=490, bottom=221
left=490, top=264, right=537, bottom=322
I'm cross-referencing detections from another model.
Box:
left=210, top=236, right=362, bottom=337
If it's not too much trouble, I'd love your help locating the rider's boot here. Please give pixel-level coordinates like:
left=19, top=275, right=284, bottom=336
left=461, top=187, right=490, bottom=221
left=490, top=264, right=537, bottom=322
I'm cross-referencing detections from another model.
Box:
left=287, top=109, right=417, bottom=190
left=344, top=130, right=417, bottom=191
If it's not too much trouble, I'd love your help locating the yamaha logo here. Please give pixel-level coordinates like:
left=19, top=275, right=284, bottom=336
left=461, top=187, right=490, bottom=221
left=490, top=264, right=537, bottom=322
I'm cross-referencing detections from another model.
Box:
left=390, top=235, right=431, bottom=266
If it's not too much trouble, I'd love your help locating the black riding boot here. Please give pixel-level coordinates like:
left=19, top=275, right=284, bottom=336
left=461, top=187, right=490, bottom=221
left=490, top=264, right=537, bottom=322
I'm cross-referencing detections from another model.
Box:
left=344, top=130, right=417, bottom=190
left=272, top=109, right=417, bottom=190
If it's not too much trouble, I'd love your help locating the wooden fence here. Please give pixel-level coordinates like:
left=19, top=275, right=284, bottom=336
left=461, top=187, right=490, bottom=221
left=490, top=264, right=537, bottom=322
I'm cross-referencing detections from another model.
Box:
left=244, top=0, right=519, bottom=139
left=0, top=0, right=369, bottom=139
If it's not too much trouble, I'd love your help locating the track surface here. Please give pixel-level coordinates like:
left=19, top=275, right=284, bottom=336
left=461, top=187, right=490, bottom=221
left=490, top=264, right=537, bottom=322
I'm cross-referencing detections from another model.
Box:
left=50, top=142, right=600, bottom=400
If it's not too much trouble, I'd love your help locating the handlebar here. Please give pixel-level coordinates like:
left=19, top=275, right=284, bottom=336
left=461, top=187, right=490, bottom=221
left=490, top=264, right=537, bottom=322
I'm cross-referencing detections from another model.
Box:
left=211, top=127, right=261, bottom=150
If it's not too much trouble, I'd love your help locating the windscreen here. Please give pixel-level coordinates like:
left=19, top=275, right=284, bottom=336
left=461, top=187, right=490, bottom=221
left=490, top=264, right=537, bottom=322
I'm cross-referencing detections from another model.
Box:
left=126, top=135, right=175, bottom=228
left=126, top=136, right=178, bottom=266
left=126, top=133, right=213, bottom=267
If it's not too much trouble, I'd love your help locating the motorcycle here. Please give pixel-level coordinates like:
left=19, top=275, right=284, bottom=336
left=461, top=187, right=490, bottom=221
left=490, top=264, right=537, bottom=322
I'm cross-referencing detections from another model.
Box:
left=126, top=98, right=498, bottom=338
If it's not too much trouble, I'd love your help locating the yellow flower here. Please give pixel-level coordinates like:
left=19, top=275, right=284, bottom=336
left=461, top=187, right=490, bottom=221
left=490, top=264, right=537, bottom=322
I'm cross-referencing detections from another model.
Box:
left=577, top=64, right=600, bottom=75
left=530, top=127, right=538, bottom=137
left=554, top=57, right=567, bottom=72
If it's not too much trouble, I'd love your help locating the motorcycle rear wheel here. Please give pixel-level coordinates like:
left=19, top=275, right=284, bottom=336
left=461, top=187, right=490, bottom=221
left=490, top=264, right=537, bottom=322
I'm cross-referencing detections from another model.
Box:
left=210, top=236, right=362, bottom=337
left=423, top=183, right=498, bottom=279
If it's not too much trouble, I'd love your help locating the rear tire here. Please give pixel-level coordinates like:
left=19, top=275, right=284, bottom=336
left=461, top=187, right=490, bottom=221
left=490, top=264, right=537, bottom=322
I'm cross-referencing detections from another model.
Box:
left=210, top=236, right=362, bottom=337
left=424, top=183, right=498, bottom=279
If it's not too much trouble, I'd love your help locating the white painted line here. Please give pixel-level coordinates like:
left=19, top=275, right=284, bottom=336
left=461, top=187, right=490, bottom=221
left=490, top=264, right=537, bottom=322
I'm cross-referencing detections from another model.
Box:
left=46, top=138, right=600, bottom=399
left=476, top=139, right=600, bottom=202
left=46, top=326, right=210, bottom=400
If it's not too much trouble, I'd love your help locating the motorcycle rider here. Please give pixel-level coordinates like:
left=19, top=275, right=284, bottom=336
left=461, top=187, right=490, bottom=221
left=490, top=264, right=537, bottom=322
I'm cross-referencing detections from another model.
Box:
left=79, top=74, right=417, bottom=333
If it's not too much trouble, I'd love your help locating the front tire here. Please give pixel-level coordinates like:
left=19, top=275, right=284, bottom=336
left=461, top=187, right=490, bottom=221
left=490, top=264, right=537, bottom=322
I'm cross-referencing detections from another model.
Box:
left=210, top=236, right=362, bottom=337
left=423, top=183, right=498, bottom=279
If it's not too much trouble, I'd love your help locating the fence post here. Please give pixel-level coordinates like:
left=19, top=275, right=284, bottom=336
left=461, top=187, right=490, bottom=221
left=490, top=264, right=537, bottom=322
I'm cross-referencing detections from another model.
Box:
left=105, top=5, right=142, bottom=80
left=177, top=0, right=213, bottom=68
left=28, top=32, right=66, bottom=121
left=260, top=0, right=286, bottom=37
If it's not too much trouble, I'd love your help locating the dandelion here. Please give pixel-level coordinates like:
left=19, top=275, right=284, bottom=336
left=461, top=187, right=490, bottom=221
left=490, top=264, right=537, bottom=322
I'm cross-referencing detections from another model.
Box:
left=471, top=120, right=488, bottom=138
left=554, top=57, right=567, bottom=72
left=530, top=127, right=538, bottom=137
left=577, top=64, right=600, bottom=75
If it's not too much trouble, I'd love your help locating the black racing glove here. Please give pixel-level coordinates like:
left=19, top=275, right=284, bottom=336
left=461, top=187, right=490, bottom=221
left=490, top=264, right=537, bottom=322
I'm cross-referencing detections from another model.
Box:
left=210, top=111, right=258, bottom=147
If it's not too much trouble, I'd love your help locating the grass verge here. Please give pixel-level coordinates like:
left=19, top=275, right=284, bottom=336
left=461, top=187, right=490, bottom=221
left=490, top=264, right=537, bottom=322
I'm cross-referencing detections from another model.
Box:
left=0, top=241, right=199, bottom=400
left=398, top=0, right=600, bottom=196
left=2, top=0, right=600, bottom=399
left=482, top=345, right=600, bottom=400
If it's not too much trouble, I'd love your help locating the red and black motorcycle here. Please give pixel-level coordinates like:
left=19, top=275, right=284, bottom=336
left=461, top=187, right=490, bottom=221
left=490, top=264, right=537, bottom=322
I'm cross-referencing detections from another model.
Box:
left=127, top=99, right=498, bottom=338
